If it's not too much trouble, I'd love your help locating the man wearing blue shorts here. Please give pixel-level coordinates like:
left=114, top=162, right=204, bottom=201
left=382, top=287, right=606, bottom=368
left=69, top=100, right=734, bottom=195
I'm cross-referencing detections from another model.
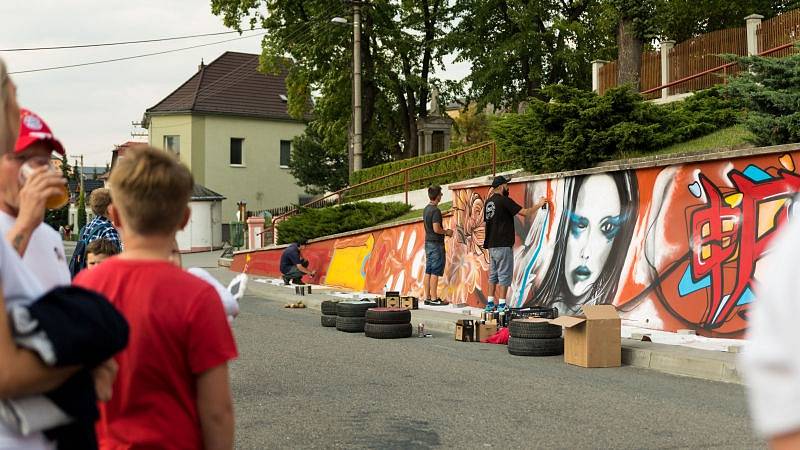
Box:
left=483, top=176, right=547, bottom=312
left=423, top=185, right=453, bottom=306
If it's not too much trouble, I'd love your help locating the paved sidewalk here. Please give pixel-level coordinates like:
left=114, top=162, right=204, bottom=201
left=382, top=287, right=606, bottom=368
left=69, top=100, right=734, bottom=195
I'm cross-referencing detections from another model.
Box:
left=212, top=266, right=744, bottom=384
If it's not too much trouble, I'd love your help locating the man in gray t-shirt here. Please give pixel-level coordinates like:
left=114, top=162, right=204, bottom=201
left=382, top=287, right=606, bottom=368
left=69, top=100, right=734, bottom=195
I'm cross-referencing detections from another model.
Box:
left=423, top=185, right=453, bottom=306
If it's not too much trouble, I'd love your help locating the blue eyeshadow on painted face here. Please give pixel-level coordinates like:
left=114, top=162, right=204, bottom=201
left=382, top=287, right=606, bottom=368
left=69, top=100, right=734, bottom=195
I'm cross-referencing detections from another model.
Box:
left=568, top=211, right=624, bottom=242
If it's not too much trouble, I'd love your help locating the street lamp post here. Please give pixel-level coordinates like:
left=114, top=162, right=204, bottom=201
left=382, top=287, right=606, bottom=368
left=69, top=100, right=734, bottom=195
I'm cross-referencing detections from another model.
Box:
left=332, top=1, right=363, bottom=173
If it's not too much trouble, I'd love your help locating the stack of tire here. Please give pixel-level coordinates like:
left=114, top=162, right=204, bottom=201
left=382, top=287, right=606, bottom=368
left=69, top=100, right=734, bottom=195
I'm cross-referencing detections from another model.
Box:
left=320, top=300, right=339, bottom=327
left=507, top=319, right=564, bottom=356
left=335, top=301, right=378, bottom=332
left=364, top=308, right=413, bottom=339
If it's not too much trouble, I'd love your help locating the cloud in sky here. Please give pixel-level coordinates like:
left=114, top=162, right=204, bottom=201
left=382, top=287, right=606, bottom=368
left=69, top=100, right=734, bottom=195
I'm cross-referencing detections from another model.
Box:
left=0, top=1, right=470, bottom=167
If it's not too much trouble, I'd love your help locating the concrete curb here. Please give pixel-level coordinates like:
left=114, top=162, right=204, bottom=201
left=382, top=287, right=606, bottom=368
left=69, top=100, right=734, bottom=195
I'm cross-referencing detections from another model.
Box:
left=621, top=340, right=742, bottom=384
left=220, top=272, right=744, bottom=384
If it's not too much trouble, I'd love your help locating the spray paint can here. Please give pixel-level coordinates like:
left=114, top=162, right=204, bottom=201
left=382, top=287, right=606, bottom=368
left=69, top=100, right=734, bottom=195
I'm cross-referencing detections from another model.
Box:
left=418, top=323, right=425, bottom=337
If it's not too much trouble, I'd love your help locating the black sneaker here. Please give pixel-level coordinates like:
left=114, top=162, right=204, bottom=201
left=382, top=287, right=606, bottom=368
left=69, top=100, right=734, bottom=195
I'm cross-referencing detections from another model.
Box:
left=429, top=298, right=449, bottom=306
left=283, top=276, right=291, bottom=285
left=424, top=298, right=432, bottom=305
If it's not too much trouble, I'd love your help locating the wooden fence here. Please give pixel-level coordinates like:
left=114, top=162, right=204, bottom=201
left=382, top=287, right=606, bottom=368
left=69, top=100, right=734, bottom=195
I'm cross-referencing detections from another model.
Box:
left=758, top=8, right=800, bottom=57
left=599, top=9, right=800, bottom=95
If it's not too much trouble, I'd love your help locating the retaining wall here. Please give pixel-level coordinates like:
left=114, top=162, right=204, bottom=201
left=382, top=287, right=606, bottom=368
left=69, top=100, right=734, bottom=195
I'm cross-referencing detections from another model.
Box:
left=232, top=144, right=800, bottom=338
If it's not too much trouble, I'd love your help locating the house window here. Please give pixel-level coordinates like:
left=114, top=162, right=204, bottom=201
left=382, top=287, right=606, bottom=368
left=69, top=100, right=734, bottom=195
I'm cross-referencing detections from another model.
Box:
left=164, top=135, right=180, bottom=156
left=280, top=140, right=291, bottom=168
left=230, top=138, right=244, bottom=166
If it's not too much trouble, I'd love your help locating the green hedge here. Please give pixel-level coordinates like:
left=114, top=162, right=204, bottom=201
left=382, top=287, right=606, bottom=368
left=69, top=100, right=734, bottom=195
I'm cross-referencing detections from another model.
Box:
left=276, top=201, right=411, bottom=244
left=347, top=143, right=517, bottom=199
left=491, top=85, right=743, bottom=174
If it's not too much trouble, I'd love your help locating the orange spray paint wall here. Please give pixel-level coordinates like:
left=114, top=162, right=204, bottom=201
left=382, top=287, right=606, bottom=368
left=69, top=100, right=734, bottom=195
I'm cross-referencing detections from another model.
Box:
left=232, top=150, right=800, bottom=337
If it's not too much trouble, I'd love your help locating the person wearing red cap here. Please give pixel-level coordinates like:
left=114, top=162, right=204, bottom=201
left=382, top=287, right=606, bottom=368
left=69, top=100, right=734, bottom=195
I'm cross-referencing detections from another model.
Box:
left=0, top=109, right=70, bottom=290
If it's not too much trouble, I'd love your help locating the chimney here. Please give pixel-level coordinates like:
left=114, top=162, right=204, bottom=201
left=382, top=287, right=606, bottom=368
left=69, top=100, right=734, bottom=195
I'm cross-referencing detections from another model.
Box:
left=198, top=58, right=205, bottom=72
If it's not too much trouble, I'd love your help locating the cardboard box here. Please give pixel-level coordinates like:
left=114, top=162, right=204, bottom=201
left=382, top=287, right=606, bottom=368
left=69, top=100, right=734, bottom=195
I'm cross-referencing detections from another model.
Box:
left=400, top=296, right=418, bottom=310
left=475, top=323, right=498, bottom=342
left=455, top=319, right=475, bottom=342
left=373, top=297, right=387, bottom=308
left=550, top=305, right=621, bottom=368
left=386, top=297, right=401, bottom=308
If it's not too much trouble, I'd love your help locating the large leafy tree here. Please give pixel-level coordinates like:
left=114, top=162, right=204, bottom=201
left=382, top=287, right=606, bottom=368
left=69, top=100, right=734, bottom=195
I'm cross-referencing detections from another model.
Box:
left=657, top=0, right=796, bottom=43
left=450, top=0, right=616, bottom=111
left=211, top=0, right=452, bottom=187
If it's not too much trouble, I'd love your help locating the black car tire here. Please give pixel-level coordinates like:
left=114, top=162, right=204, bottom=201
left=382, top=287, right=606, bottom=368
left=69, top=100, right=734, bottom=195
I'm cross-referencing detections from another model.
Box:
left=336, top=316, right=367, bottom=332
left=507, top=337, right=564, bottom=356
left=321, top=314, right=337, bottom=327
left=365, top=308, right=411, bottom=324
left=364, top=323, right=413, bottom=339
left=321, top=300, right=339, bottom=316
left=508, top=320, right=562, bottom=339
left=336, top=301, right=378, bottom=318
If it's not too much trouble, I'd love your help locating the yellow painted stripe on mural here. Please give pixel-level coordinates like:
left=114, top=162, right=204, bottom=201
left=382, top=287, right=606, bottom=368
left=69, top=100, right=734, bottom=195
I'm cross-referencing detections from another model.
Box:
left=325, top=234, right=375, bottom=290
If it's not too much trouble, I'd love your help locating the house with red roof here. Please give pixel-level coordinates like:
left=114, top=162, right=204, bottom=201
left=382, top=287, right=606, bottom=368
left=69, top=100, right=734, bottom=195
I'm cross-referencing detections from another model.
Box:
left=142, top=51, right=309, bottom=240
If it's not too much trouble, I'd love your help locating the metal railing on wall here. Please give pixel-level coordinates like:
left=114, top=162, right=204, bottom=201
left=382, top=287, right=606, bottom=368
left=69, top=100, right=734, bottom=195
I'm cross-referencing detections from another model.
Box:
left=267, top=140, right=512, bottom=245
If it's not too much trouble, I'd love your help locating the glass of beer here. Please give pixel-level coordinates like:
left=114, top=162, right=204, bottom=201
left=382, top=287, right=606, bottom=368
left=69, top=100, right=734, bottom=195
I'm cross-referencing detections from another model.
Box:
left=18, top=157, right=70, bottom=210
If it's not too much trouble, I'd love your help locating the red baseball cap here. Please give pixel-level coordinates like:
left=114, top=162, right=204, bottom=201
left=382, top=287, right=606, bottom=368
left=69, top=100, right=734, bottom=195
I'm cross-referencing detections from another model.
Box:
left=15, top=109, right=66, bottom=155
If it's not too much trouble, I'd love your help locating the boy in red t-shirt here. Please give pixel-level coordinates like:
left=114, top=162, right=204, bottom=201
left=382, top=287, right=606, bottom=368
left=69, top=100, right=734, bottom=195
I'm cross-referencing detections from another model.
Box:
left=74, top=146, right=237, bottom=449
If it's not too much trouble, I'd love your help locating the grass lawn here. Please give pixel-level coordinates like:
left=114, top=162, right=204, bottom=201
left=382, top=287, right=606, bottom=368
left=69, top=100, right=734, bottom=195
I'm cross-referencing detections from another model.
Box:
left=615, top=124, right=755, bottom=160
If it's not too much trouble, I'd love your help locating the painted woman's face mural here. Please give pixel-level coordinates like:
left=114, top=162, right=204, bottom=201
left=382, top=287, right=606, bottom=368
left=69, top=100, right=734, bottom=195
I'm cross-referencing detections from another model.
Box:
left=564, top=174, right=623, bottom=297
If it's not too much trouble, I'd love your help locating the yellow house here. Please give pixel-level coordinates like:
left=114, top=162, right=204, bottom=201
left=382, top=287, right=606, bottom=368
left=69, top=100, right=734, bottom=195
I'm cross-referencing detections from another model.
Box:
left=143, top=51, right=308, bottom=224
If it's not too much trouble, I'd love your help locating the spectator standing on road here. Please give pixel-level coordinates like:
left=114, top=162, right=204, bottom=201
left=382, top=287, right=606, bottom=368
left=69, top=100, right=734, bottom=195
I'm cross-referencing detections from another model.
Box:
left=0, top=56, right=118, bottom=450
left=69, top=188, right=121, bottom=277
left=742, top=214, right=800, bottom=449
left=423, top=185, right=452, bottom=306
left=74, top=146, right=236, bottom=449
left=0, top=108, right=70, bottom=291
left=280, top=238, right=315, bottom=285
left=482, top=176, right=546, bottom=312
left=86, top=238, right=121, bottom=269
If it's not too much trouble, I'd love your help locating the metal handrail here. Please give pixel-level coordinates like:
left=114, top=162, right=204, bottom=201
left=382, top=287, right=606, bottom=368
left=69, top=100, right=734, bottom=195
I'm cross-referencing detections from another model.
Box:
left=640, top=42, right=795, bottom=95
left=268, top=140, right=500, bottom=244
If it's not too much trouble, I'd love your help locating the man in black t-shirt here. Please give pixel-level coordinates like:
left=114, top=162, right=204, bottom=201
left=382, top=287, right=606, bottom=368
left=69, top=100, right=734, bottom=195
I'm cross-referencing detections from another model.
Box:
left=483, top=176, right=547, bottom=312
left=423, top=185, right=453, bottom=305
left=280, top=238, right=316, bottom=285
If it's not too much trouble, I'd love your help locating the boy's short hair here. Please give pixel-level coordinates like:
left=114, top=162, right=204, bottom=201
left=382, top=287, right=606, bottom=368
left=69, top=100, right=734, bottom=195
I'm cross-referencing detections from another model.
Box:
left=86, top=238, right=120, bottom=257
left=90, top=188, right=113, bottom=216
left=428, top=185, right=442, bottom=200
left=109, top=145, right=194, bottom=236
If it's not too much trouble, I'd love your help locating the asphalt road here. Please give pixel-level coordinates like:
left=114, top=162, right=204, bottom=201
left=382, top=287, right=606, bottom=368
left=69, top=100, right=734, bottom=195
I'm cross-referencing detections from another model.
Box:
left=229, top=293, right=763, bottom=449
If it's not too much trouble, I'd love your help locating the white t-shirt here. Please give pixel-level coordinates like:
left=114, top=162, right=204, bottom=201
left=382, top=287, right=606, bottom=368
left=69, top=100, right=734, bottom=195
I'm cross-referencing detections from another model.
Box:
left=0, top=212, right=70, bottom=291
left=187, top=267, right=239, bottom=322
left=741, top=214, right=800, bottom=438
left=0, top=235, right=53, bottom=449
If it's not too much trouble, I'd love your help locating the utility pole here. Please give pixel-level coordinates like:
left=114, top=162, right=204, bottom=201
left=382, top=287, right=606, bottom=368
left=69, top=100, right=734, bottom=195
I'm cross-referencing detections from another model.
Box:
left=352, top=1, right=363, bottom=172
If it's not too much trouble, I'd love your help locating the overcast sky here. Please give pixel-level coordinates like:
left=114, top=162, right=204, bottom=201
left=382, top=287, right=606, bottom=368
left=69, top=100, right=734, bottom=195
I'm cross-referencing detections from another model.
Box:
left=0, top=1, right=470, bottom=166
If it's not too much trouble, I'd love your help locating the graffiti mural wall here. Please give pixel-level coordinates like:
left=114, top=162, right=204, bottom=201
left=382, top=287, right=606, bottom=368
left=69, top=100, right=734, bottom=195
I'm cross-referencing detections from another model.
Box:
left=231, top=148, right=800, bottom=337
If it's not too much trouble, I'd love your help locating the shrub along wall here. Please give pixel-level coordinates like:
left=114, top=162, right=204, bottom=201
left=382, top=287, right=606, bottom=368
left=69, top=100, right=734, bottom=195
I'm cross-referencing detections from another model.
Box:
left=347, top=85, right=742, bottom=200
left=276, top=201, right=411, bottom=244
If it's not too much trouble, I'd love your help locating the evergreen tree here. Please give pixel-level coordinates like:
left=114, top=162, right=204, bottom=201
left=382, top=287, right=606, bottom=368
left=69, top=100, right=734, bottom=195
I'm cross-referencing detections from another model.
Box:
left=726, top=49, right=800, bottom=146
left=77, top=190, right=87, bottom=234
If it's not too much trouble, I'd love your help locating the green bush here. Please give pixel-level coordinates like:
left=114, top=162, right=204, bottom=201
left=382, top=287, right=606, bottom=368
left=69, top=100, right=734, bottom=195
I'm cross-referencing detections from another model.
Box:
left=490, top=84, right=743, bottom=174
left=724, top=50, right=800, bottom=146
left=348, top=142, right=516, bottom=199
left=276, top=201, right=411, bottom=244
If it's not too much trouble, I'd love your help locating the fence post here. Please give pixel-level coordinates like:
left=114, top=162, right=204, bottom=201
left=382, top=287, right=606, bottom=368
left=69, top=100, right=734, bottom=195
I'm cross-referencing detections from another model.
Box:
left=660, top=40, right=675, bottom=99
left=404, top=170, right=409, bottom=206
left=745, top=14, right=764, bottom=56
left=591, top=60, right=607, bottom=93
left=492, top=141, right=497, bottom=177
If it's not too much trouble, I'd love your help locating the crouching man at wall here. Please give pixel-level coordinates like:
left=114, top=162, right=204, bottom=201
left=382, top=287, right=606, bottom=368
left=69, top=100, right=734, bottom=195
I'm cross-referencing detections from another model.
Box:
left=280, top=238, right=316, bottom=285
